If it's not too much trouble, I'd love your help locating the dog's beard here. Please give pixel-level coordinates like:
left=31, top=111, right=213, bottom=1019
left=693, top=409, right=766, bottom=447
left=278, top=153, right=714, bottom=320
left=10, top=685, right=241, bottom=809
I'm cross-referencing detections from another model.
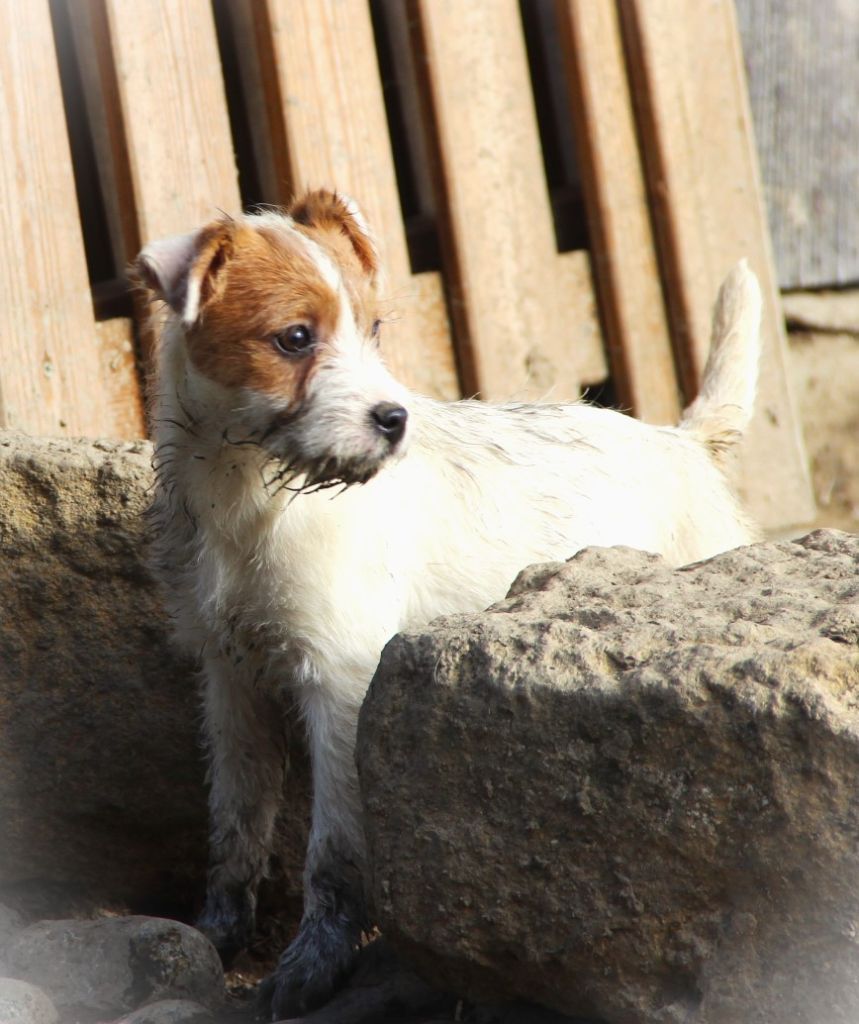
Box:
left=233, top=403, right=401, bottom=499
left=259, top=423, right=394, bottom=498
left=262, top=451, right=382, bottom=497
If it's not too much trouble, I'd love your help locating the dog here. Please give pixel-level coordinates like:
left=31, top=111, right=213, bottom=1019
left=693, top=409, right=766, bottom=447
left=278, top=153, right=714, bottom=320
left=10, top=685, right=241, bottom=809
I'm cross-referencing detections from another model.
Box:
left=136, top=189, right=761, bottom=1018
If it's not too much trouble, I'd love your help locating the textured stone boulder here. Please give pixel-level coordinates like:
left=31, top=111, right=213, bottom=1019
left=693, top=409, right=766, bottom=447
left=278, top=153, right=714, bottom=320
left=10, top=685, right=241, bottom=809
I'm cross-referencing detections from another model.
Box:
left=0, top=903, right=23, bottom=972
left=0, top=978, right=58, bottom=1024
left=0, top=430, right=309, bottom=925
left=116, top=999, right=215, bottom=1024
left=358, top=531, right=859, bottom=1024
left=5, top=916, right=223, bottom=1021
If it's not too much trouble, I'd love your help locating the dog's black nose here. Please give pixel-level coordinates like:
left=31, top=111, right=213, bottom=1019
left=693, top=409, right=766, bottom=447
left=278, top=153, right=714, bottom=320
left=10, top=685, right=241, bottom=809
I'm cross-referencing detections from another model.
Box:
left=370, top=402, right=408, bottom=444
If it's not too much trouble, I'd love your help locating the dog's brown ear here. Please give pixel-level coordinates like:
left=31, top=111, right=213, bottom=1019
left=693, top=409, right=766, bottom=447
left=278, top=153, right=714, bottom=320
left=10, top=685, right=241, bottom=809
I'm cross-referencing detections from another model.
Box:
left=289, top=190, right=380, bottom=282
left=135, top=220, right=234, bottom=326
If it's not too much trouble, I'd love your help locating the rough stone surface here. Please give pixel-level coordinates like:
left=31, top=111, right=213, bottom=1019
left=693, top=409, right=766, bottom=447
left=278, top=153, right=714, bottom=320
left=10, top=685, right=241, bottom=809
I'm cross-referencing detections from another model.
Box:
left=5, top=916, right=224, bottom=1020
left=0, top=903, right=23, bottom=957
left=788, top=331, right=859, bottom=533
left=358, top=531, right=859, bottom=1024
left=113, top=998, right=215, bottom=1023
left=0, top=978, right=58, bottom=1024
left=0, top=430, right=309, bottom=925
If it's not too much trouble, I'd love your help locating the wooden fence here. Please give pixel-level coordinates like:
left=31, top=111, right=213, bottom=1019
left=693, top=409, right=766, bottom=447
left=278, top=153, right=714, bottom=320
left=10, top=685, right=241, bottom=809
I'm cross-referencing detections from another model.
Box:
left=0, top=0, right=814, bottom=530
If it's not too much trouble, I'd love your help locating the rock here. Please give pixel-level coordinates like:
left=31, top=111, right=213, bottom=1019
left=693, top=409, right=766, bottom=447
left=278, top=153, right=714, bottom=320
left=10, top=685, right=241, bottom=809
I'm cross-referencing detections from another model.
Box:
left=358, top=530, right=859, bottom=1024
left=5, top=916, right=224, bottom=1020
left=0, top=978, right=58, bottom=1024
left=0, top=903, right=23, bottom=957
left=113, top=998, right=214, bottom=1023
left=0, top=429, right=309, bottom=927
left=788, top=331, right=859, bottom=533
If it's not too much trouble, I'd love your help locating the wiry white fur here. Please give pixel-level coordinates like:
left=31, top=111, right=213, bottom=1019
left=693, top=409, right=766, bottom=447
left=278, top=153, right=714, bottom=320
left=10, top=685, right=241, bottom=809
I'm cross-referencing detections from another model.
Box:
left=144, top=206, right=761, bottom=1017
left=681, top=259, right=762, bottom=446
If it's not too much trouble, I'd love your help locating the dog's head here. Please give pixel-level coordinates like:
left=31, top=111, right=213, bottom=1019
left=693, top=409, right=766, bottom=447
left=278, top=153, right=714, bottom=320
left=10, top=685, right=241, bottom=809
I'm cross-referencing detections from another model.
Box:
left=136, top=190, right=410, bottom=490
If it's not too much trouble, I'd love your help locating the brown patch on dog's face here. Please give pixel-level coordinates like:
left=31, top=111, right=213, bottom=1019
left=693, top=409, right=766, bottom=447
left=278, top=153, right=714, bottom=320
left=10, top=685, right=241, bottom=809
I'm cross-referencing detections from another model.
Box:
left=289, top=190, right=381, bottom=339
left=185, top=222, right=344, bottom=407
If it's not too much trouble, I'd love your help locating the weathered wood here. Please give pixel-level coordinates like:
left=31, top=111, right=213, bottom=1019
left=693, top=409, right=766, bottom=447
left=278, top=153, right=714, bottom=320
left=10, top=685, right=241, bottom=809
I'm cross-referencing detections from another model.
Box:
left=238, top=0, right=457, bottom=397
left=100, top=0, right=241, bottom=243
left=96, top=318, right=145, bottom=440
left=411, top=0, right=582, bottom=402
left=0, top=0, right=113, bottom=437
left=620, top=0, right=815, bottom=529
left=90, top=0, right=241, bottom=370
left=407, top=272, right=460, bottom=401
left=735, top=0, right=859, bottom=289
left=66, top=0, right=139, bottom=276
left=557, top=251, right=607, bottom=387
left=555, top=0, right=679, bottom=423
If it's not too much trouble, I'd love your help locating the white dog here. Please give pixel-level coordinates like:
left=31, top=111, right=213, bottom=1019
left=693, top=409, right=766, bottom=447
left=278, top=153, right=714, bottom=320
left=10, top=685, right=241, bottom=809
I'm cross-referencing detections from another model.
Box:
left=137, top=190, right=761, bottom=1018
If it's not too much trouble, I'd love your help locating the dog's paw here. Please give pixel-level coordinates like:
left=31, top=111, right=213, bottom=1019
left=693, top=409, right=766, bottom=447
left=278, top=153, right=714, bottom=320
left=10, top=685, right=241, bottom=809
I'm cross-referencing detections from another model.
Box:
left=265, top=915, right=359, bottom=1019
left=195, top=883, right=256, bottom=964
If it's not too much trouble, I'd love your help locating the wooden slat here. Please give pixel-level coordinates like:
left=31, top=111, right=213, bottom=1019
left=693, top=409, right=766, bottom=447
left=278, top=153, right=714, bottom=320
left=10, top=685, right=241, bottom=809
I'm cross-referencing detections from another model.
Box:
left=96, top=319, right=144, bottom=440
left=555, top=0, right=679, bottom=423
left=230, top=0, right=457, bottom=398
left=0, top=0, right=114, bottom=437
left=411, top=0, right=581, bottom=402
left=100, top=0, right=241, bottom=244
left=83, top=0, right=242, bottom=372
left=557, top=252, right=607, bottom=387
left=620, top=0, right=815, bottom=529
left=407, top=273, right=460, bottom=401
left=67, top=0, right=140, bottom=277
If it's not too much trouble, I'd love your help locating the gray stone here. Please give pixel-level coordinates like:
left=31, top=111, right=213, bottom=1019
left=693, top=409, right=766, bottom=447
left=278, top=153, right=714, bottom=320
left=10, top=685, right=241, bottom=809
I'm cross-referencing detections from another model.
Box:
left=0, top=978, right=58, bottom=1024
left=0, top=903, right=23, bottom=959
left=358, top=530, right=859, bottom=1024
left=5, top=916, right=224, bottom=1019
left=788, top=331, right=859, bottom=533
left=0, top=429, right=309, bottom=925
left=113, top=998, right=214, bottom=1023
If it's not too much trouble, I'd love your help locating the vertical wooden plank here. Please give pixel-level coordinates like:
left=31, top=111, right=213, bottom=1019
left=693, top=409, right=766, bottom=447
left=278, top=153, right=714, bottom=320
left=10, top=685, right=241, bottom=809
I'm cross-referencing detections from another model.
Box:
left=557, top=252, right=606, bottom=387
left=100, top=0, right=241, bottom=244
left=555, top=0, right=679, bottom=423
left=411, top=0, right=583, bottom=402
left=96, top=319, right=145, bottom=440
left=237, top=0, right=457, bottom=397
left=620, top=0, right=815, bottom=529
left=0, top=0, right=115, bottom=437
left=79, top=0, right=242, bottom=379
left=66, top=0, right=139, bottom=277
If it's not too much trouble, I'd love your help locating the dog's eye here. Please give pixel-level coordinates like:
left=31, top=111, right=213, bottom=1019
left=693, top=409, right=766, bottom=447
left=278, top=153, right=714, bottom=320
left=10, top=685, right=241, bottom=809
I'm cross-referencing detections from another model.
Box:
left=371, top=319, right=381, bottom=343
left=273, top=324, right=315, bottom=356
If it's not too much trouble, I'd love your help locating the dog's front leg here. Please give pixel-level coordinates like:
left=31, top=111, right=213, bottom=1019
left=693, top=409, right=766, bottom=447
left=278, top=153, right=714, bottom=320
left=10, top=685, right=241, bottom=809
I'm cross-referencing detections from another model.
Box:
left=196, top=653, right=286, bottom=961
left=267, top=685, right=368, bottom=1018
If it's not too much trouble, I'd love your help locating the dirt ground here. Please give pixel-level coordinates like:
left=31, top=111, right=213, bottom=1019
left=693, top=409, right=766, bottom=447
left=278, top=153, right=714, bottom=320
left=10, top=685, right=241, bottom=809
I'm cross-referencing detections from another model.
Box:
left=783, top=289, right=859, bottom=535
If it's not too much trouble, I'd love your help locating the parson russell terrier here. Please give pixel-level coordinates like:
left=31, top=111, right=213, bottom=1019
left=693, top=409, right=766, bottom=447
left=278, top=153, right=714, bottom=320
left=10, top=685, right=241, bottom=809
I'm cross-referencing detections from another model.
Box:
left=136, top=189, right=761, bottom=1019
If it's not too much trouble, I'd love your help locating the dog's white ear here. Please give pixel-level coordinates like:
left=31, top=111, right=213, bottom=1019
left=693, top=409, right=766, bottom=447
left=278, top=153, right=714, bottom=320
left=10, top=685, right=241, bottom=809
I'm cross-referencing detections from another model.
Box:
left=135, top=221, right=234, bottom=326
left=289, top=189, right=380, bottom=282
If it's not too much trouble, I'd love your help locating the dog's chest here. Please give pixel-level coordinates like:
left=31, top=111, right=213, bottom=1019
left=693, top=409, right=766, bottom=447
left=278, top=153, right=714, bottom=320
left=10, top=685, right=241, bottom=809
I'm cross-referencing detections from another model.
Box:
left=190, top=491, right=405, bottom=687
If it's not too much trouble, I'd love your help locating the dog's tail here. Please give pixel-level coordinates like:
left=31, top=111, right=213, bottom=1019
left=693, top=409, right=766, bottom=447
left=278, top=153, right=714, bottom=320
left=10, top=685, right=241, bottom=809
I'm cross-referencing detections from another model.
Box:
left=679, top=260, right=762, bottom=459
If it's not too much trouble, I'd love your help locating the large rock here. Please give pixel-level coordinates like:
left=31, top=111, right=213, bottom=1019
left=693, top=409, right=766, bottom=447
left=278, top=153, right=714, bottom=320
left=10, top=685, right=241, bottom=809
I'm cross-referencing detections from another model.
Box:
left=0, top=903, right=23, bottom=951
left=358, top=531, right=859, bottom=1024
left=5, top=916, right=223, bottom=1020
left=115, top=999, right=214, bottom=1024
left=0, top=978, right=58, bottom=1024
left=0, top=430, right=309, bottom=925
